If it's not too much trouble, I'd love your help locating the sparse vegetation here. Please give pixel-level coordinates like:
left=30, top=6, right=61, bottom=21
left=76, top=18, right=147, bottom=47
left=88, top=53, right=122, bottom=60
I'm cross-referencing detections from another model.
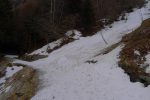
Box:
left=119, top=18, right=150, bottom=86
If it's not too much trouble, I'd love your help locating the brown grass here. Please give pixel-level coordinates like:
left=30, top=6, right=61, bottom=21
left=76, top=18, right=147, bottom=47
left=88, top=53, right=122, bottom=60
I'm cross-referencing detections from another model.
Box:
left=119, top=18, right=150, bottom=86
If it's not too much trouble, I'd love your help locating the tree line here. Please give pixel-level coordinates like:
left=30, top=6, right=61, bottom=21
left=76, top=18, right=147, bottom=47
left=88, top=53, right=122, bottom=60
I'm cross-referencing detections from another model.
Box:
left=0, top=0, right=145, bottom=54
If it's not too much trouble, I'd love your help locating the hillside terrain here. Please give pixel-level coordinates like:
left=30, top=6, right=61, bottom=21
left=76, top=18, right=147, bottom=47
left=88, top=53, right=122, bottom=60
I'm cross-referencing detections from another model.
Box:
left=0, top=0, right=146, bottom=54
left=0, top=0, right=150, bottom=100
left=9, top=1, right=150, bottom=100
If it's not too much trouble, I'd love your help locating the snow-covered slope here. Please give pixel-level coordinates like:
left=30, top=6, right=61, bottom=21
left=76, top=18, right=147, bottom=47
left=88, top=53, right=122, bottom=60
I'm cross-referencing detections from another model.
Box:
left=14, top=1, right=150, bottom=100
left=30, top=30, right=82, bottom=56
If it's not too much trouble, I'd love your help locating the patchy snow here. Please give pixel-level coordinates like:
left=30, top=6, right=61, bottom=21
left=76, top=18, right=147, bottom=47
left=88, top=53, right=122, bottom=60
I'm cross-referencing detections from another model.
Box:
left=0, top=66, right=23, bottom=84
left=144, top=53, right=150, bottom=73
left=5, top=66, right=23, bottom=78
left=5, top=86, right=11, bottom=93
left=66, top=30, right=82, bottom=40
left=134, top=50, right=141, bottom=56
left=4, top=55, right=18, bottom=59
left=30, top=30, right=82, bottom=56
left=30, top=38, right=63, bottom=55
left=13, top=1, right=150, bottom=100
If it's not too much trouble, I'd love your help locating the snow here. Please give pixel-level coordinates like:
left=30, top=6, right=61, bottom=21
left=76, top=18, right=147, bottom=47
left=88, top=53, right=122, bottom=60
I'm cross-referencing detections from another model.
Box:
left=144, top=53, right=150, bottom=73
left=13, top=1, right=150, bottom=100
left=0, top=66, right=23, bottom=84
left=30, top=38, right=63, bottom=55
left=4, top=55, right=18, bottom=59
left=30, top=30, right=82, bottom=56
left=0, top=66, right=23, bottom=94
left=5, top=66, right=23, bottom=78
left=66, top=30, right=82, bottom=40
left=134, top=50, right=141, bottom=56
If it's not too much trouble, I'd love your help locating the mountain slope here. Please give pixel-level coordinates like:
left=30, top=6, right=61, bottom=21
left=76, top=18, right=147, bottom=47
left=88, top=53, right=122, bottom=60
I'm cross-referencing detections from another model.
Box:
left=13, top=1, right=150, bottom=100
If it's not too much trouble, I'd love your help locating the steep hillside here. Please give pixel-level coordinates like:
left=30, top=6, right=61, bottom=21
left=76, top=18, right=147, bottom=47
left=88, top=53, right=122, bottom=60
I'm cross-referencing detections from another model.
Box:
left=0, top=0, right=150, bottom=100
left=10, top=1, right=150, bottom=100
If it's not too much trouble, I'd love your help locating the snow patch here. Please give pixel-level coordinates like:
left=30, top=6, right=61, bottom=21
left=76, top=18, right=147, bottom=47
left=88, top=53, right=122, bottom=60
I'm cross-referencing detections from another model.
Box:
left=134, top=50, right=141, bottom=56
left=0, top=66, right=23, bottom=84
left=144, top=53, right=150, bottom=73
left=30, top=38, right=63, bottom=56
left=66, top=30, right=82, bottom=40
left=5, top=55, right=18, bottom=59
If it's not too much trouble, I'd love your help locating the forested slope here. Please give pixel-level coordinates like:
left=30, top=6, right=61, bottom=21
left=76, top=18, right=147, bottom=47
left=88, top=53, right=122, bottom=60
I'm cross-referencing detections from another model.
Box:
left=0, top=0, right=145, bottom=54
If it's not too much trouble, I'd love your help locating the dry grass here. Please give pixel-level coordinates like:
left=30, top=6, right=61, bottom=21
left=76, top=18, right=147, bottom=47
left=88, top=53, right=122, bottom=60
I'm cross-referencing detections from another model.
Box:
left=0, top=67, right=38, bottom=100
left=119, top=19, right=150, bottom=86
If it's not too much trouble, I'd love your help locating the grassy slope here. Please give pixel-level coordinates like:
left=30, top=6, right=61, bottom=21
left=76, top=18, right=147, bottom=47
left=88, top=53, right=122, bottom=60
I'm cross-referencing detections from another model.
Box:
left=119, top=18, right=150, bottom=86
